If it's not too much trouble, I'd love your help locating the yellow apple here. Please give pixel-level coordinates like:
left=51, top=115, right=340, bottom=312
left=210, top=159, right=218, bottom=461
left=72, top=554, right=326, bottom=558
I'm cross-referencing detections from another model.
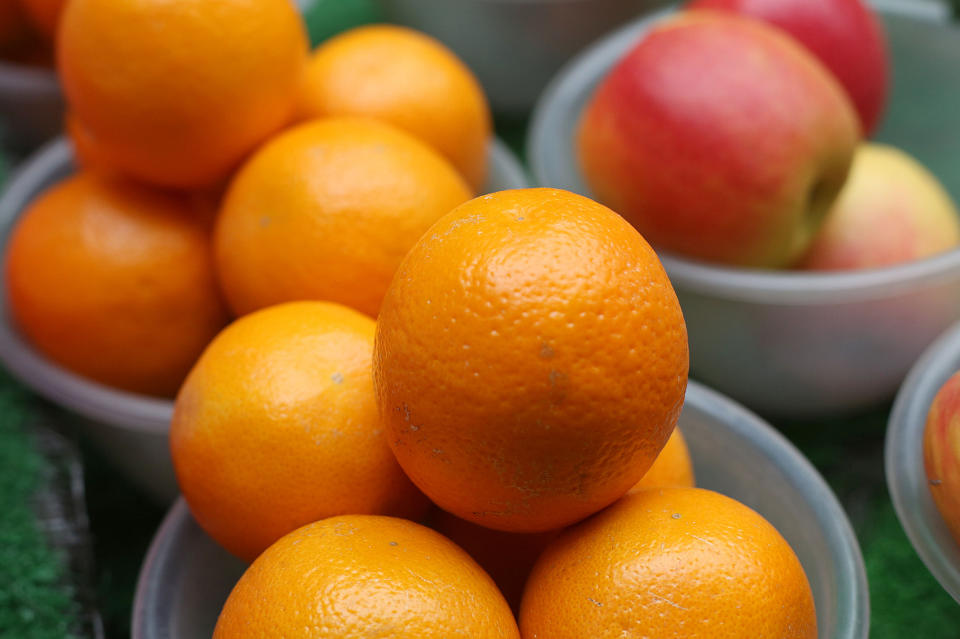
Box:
left=797, top=143, right=960, bottom=270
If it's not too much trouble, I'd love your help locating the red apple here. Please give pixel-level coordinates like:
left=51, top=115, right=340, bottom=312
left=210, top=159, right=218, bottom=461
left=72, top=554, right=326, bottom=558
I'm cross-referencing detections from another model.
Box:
left=924, top=371, right=960, bottom=546
left=797, top=143, right=960, bottom=270
left=577, top=12, right=860, bottom=267
left=689, top=0, right=888, bottom=135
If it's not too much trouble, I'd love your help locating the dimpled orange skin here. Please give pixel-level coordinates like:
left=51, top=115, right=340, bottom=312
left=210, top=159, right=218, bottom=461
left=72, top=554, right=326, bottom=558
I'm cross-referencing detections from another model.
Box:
left=630, top=426, right=695, bottom=491
left=214, top=117, right=472, bottom=318
left=431, top=509, right=559, bottom=615
left=213, top=515, right=521, bottom=639
left=170, top=302, right=430, bottom=562
left=296, top=25, right=491, bottom=191
left=57, top=0, right=307, bottom=189
left=5, top=172, right=229, bottom=397
left=432, top=427, right=692, bottom=613
left=520, top=487, right=818, bottom=639
left=374, top=188, right=689, bottom=533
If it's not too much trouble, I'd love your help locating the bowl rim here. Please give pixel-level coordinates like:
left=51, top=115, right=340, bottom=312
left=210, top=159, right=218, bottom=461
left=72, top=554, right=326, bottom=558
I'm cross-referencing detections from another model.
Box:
left=131, top=498, right=194, bottom=639
left=886, top=319, right=960, bottom=602
left=0, top=59, right=58, bottom=90
left=0, top=135, right=529, bottom=435
left=527, top=2, right=960, bottom=305
left=682, top=381, right=870, bottom=638
left=130, top=379, right=870, bottom=639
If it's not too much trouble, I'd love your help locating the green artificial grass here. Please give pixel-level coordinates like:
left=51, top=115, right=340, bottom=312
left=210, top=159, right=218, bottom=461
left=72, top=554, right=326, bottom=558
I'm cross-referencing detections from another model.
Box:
left=781, top=407, right=960, bottom=633
left=0, top=149, right=84, bottom=638
left=863, top=493, right=960, bottom=638
left=0, top=374, right=83, bottom=639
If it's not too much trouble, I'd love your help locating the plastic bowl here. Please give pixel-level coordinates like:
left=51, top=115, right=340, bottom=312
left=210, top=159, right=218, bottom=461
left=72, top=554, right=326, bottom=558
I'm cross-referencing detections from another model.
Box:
left=886, top=320, right=960, bottom=602
left=376, top=0, right=671, bottom=115
left=131, top=380, right=869, bottom=638
left=528, top=4, right=960, bottom=418
left=0, top=136, right=530, bottom=504
left=0, top=61, right=63, bottom=153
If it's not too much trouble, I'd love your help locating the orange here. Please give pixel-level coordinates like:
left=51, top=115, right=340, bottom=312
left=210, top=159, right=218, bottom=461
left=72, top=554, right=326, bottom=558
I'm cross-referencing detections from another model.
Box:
left=520, top=487, right=817, bottom=638
left=214, top=117, right=472, bottom=318
left=374, top=188, right=689, bottom=532
left=213, top=515, right=521, bottom=639
left=430, top=428, right=693, bottom=615
left=169, top=301, right=429, bottom=562
left=431, top=509, right=558, bottom=614
left=296, top=25, right=491, bottom=191
left=0, top=0, right=35, bottom=55
left=630, top=426, right=695, bottom=491
left=4, top=172, right=229, bottom=396
left=66, top=111, right=119, bottom=177
left=19, top=0, right=64, bottom=39
left=57, top=0, right=307, bottom=189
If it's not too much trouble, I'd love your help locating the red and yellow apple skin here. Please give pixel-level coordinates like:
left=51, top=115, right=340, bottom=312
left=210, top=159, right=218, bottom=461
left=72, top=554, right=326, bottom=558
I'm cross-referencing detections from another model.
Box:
left=577, top=12, right=860, bottom=268
left=796, top=144, right=960, bottom=270
left=924, top=371, right=960, bottom=546
left=689, top=0, right=888, bottom=136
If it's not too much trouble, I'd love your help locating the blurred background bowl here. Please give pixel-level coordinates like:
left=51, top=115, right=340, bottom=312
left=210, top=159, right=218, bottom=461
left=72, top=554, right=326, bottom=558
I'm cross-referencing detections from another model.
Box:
left=886, top=320, right=960, bottom=602
left=0, top=61, right=63, bottom=153
left=130, top=380, right=869, bottom=639
left=528, top=3, right=960, bottom=418
left=376, top=0, right=671, bottom=115
left=0, top=136, right=529, bottom=504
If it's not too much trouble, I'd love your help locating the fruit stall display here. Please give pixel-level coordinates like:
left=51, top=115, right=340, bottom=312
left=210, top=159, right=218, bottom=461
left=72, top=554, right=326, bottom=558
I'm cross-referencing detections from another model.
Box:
left=0, top=0, right=958, bottom=638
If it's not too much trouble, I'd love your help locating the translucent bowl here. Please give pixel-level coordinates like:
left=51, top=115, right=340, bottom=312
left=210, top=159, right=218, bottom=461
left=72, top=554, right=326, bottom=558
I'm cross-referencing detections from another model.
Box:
left=0, top=61, right=63, bottom=153
left=0, top=136, right=529, bottom=504
left=131, top=380, right=869, bottom=638
left=886, top=320, right=960, bottom=602
left=528, top=3, right=960, bottom=418
left=376, top=0, right=671, bottom=115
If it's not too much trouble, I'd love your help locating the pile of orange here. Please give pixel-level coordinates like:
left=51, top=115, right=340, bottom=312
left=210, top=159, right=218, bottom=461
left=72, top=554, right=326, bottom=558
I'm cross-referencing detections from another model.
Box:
left=5, top=0, right=490, bottom=396
left=3, top=1, right=818, bottom=636
left=201, top=188, right=816, bottom=638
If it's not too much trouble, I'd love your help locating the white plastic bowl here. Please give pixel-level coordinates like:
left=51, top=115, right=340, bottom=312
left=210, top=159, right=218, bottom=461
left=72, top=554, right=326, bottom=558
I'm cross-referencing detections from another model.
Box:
left=131, top=380, right=869, bottom=638
left=377, top=0, right=671, bottom=115
left=528, top=4, right=960, bottom=418
left=886, top=320, right=960, bottom=602
left=0, top=136, right=530, bottom=503
left=0, top=61, right=63, bottom=153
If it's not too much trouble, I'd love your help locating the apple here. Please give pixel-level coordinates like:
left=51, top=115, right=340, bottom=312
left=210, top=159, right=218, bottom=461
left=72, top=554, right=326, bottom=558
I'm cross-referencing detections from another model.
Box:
left=577, top=11, right=860, bottom=268
left=796, top=143, right=960, bottom=270
left=688, top=0, right=888, bottom=136
left=924, top=371, right=960, bottom=546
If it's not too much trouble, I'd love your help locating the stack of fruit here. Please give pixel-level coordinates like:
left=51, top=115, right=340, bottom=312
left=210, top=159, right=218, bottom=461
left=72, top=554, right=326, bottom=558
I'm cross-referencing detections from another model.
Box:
left=1, top=0, right=828, bottom=636
left=577, top=0, right=960, bottom=272
left=185, top=187, right=817, bottom=638
left=6, top=0, right=491, bottom=398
